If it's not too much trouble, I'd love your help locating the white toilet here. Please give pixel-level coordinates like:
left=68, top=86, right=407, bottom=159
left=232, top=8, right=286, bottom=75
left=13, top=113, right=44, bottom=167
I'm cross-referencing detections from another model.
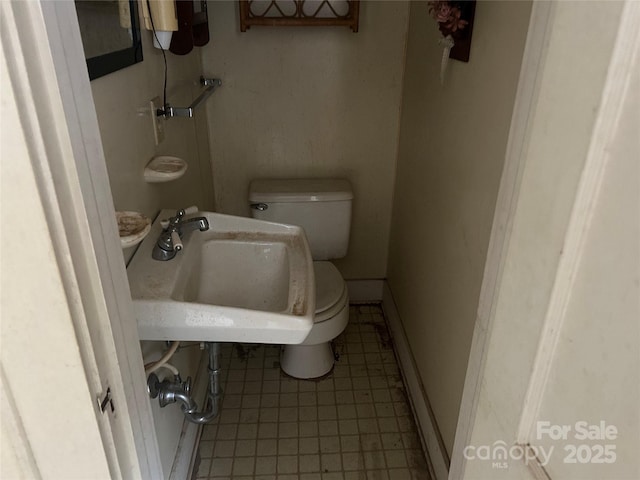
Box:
left=249, top=178, right=352, bottom=379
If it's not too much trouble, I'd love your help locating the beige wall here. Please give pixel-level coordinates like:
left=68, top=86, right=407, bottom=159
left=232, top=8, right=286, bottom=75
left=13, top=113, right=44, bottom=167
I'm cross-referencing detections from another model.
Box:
left=387, top=1, right=532, bottom=455
left=91, top=32, right=215, bottom=264
left=90, top=30, right=213, bottom=479
left=200, top=0, right=409, bottom=279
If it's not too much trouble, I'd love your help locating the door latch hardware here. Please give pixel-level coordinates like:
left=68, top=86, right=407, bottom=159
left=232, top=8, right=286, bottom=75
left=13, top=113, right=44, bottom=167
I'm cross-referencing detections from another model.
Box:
left=98, top=387, right=114, bottom=413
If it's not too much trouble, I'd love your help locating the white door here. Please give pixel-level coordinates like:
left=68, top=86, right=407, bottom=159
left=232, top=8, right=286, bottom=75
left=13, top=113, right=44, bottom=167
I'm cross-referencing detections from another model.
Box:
left=522, top=65, right=639, bottom=478
left=450, top=2, right=640, bottom=479
left=1, top=1, right=162, bottom=477
left=1, top=34, right=113, bottom=479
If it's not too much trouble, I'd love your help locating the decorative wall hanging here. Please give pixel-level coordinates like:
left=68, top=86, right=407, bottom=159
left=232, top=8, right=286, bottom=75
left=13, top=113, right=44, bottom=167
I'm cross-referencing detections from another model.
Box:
left=427, top=1, right=476, bottom=82
left=239, top=0, right=360, bottom=32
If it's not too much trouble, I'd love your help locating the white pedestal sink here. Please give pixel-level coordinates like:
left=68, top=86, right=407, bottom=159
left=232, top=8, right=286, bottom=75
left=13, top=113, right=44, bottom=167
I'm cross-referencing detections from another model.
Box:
left=127, top=210, right=315, bottom=344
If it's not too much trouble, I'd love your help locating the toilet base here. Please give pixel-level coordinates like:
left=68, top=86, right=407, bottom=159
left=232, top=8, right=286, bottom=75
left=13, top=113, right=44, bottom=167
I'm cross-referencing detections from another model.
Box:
left=280, top=288, right=349, bottom=379
left=280, top=342, right=336, bottom=379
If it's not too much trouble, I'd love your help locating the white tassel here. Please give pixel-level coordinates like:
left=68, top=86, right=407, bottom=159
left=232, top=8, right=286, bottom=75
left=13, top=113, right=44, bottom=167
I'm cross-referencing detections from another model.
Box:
left=439, top=35, right=455, bottom=85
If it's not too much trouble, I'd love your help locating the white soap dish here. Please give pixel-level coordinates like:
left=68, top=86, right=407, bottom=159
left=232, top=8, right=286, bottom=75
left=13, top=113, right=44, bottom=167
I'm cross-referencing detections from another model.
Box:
left=116, top=211, right=151, bottom=249
left=144, top=155, right=188, bottom=183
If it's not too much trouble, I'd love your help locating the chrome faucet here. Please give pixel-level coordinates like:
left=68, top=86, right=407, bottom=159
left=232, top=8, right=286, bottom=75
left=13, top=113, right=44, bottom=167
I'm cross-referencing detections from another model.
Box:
left=152, top=208, right=209, bottom=261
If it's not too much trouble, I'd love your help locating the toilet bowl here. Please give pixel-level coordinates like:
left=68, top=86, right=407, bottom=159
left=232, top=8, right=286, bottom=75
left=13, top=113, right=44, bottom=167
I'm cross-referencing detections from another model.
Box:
left=249, top=178, right=353, bottom=379
left=280, top=261, right=349, bottom=379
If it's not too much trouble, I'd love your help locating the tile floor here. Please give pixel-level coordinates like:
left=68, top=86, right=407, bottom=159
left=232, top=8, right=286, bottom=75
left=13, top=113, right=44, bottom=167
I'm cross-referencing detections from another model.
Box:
left=194, top=305, right=431, bottom=480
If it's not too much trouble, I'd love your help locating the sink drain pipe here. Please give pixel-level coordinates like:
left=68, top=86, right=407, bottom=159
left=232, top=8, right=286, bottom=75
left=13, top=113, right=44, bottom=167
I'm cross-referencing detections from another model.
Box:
left=147, top=342, right=223, bottom=424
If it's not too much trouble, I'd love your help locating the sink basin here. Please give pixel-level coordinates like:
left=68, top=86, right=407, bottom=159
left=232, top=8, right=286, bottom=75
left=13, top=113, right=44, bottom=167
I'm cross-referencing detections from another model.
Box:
left=127, top=210, right=315, bottom=344
left=186, top=239, right=291, bottom=312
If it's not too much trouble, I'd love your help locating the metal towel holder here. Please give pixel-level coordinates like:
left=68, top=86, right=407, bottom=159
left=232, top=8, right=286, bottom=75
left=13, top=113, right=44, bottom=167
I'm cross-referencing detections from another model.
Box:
left=157, top=77, right=222, bottom=118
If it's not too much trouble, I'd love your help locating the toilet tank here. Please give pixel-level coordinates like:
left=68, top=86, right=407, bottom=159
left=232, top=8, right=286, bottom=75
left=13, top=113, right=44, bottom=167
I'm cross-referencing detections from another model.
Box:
left=249, top=178, right=353, bottom=260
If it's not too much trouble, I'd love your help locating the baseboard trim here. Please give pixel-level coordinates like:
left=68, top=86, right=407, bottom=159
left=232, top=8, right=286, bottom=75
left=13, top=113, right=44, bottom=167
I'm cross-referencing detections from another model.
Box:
left=346, top=279, right=384, bottom=303
left=382, top=282, right=450, bottom=480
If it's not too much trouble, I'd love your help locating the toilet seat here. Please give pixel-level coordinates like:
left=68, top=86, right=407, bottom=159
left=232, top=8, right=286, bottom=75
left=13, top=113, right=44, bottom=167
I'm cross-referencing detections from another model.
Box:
left=315, top=287, right=349, bottom=323
left=313, top=261, right=347, bottom=323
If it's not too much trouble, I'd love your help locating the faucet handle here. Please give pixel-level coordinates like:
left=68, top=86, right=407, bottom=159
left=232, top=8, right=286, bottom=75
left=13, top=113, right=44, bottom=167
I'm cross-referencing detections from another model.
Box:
left=174, top=206, right=198, bottom=219
left=182, top=206, right=198, bottom=215
left=171, top=231, right=183, bottom=251
left=160, top=206, right=199, bottom=229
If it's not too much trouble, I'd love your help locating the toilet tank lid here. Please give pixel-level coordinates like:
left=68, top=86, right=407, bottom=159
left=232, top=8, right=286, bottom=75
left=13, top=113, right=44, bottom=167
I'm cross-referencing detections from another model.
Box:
left=249, top=178, right=353, bottom=203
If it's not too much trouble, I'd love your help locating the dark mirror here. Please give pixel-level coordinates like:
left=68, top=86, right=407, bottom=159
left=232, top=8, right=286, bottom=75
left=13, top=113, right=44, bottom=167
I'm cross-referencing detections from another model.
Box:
left=75, top=0, right=143, bottom=81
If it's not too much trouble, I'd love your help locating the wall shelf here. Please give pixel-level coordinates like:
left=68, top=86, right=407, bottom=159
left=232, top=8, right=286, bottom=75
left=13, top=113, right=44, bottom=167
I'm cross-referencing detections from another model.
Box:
left=116, top=211, right=151, bottom=249
left=144, top=155, right=188, bottom=183
left=239, top=0, right=360, bottom=32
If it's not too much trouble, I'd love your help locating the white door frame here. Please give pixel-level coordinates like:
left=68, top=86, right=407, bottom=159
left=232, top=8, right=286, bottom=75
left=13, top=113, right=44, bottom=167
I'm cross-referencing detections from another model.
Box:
left=449, top=1, right=639, bottom=478
left=2, top=1, right=162, bottom=477
left=448, top=3, right=555, bottom=476
left=516, top=1, right=640, bottom=448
